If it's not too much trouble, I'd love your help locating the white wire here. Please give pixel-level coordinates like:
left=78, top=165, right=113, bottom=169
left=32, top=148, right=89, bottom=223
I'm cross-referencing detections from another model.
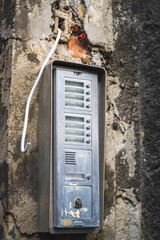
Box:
left=21, top=28, right=61, bottom=153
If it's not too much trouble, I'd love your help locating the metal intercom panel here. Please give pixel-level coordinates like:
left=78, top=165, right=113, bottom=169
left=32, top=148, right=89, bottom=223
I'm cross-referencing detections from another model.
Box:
left=38, top=61, right=106, bottom=234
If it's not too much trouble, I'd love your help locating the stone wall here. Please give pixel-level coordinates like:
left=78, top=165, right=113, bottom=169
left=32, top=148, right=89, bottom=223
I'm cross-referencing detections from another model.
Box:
left=0, top=0, right=160, bottom=239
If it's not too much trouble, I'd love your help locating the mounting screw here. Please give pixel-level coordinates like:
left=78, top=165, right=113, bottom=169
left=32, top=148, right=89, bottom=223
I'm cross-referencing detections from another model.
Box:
left=87, top=174, right=91, bottom=179
left=86, top=91, right=90, bottom=95
left=86, top=104, right=91, bottom=108
left=86, top=139, right=91, bottom=144
left=86, top=84, right=90, bottom=88
left=87, top=126, right=91, bottom=130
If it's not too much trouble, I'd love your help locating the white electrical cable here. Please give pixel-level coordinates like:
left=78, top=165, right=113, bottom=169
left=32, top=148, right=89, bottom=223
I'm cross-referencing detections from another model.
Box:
left=21, top=28, right=61, bottom=153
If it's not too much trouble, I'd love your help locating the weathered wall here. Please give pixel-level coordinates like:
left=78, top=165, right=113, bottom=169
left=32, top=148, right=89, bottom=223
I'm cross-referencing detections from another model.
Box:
left=0, top=0, right=14, bottom=239
left=0, top=0, right=160, bottom=239
left=111, top=1, right=141, bottom=239
left=139, top=1, right=160, bottom=239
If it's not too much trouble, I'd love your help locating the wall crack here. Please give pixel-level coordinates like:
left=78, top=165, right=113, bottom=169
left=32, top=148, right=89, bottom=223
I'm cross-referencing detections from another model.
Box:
left=0, top=36, right=30, bottom=43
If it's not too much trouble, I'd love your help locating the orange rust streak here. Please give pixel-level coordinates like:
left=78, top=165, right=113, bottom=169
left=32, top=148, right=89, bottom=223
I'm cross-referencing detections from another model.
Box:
left=67, top=36, right=91, bottom=62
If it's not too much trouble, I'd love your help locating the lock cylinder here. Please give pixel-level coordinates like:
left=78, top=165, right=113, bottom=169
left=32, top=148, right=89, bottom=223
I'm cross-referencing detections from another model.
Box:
left=74, top=197, right=82, bottom=209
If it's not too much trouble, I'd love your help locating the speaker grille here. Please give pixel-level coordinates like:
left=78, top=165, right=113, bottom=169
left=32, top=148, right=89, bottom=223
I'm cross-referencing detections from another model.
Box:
left=65, top=152, right=76, bottom=165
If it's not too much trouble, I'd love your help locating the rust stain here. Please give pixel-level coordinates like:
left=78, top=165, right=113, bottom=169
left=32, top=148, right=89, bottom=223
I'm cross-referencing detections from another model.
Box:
left=67, top=36, right=91, bottom=62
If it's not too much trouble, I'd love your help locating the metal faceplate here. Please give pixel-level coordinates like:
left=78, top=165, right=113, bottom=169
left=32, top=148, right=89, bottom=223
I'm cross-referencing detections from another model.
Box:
left=53, top=69, right=99, bottom=228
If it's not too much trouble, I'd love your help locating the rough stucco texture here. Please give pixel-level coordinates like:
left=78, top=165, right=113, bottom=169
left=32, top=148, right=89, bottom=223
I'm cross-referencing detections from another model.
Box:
left=110, top=0, right=141, bottom=239
left=139, top=1, right=160, bottom=239
left=0, top=1, right=14, bottom=239
left=3, top=0, right=115, bottom=239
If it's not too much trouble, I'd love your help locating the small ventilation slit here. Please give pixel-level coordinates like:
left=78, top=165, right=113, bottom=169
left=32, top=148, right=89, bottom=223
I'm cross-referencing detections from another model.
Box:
left=65, top=152, right=76, bottom=165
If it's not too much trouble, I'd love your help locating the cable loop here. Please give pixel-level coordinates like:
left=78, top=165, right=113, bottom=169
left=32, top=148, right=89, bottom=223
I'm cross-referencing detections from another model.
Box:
left=21, top=29, right=61, bottom=153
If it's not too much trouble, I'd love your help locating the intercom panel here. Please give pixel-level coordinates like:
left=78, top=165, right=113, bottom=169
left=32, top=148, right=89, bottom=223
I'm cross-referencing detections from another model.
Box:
left=38, top=61, right=106, bottom=234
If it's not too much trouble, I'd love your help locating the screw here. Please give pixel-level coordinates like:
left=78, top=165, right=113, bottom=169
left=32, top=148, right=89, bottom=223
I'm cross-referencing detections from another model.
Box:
left=87, top=174, right=91, bottom=179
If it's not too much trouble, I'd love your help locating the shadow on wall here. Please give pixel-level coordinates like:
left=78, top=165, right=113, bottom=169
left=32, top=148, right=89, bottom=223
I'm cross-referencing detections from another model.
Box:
left=38, top=233, right=87, bottom=240
left=104, top=163, right=114, bottom=217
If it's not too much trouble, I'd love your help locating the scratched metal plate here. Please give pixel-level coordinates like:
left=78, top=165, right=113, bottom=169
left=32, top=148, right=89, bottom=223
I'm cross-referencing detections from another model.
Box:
left=54, top=69, right=99, bottom=228
left=38, top=61, right=106, bottom=234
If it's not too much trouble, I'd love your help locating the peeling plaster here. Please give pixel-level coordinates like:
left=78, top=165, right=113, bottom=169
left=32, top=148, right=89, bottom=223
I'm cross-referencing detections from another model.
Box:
left=115, top=190, right=141, bottom=240
left=0, top=0, right=142, bottom=239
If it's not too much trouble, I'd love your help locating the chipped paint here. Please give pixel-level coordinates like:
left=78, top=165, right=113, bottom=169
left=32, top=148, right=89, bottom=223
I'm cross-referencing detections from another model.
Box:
left=80, top=207, right=88, bottom=213
left=68, top=183, right=79, bottom=190
left=62, top=219, right=72, bottom=226
left=61, top=210, right=63, bottom=217
left=69, top=183, right=77, bottom=186
left=69, top=201, right=72, bottom=209
left=67, top=210, right=80, bottom=218
left=65, top=208, right=67, bottom=216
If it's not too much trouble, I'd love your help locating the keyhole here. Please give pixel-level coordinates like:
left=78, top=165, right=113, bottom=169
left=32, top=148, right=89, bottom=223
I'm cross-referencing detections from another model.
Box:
left=74, top=197, right=82, bottom=209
